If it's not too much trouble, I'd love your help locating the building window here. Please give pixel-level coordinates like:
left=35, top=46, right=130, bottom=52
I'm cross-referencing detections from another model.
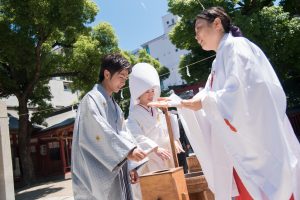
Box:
left=48, top=142, right=60, bottom=160
left=144, top=45, right=150, bottom=54
left=175, top=49, right=178, bottom=52
left=172, top=19, right=175, bottom=25
left=60, top=76, right=72, bottom=81
left=63, top=82, right=71, bottom=91
left=40, top=145, right=47, bottom=156
left=31, top=145, right=36, bottom=153
left=166, top=21, right=169, bottom=24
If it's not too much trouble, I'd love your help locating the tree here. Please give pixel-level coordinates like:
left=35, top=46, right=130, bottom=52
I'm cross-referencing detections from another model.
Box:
left=234, top=6, right=300, bottom=107
left=0, top=0, right=98, bottom=185
left=70, top=22, right=120, bottom=95
left=168, top=0, right=236, bottom=84
left=168, top=0, right=300, bottom=107
left=280, top=0, right=300, bottom=16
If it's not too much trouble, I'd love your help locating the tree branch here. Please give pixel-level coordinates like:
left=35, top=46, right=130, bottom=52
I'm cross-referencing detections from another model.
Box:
left=24, top=38, right=43, bottom=98
left=0, top=60, right=9, bottom=67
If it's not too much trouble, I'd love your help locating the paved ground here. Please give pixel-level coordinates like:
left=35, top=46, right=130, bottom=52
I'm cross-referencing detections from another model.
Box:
left=15, top=177, right=73, bottom=200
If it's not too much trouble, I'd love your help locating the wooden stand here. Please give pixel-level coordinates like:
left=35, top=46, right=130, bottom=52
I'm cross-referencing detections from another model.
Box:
left=187, top=155, right=201, bottom=173
left=185, top=172, right=214, bottom=200
left=146, top=105, right=214, bottom=200
left=162, top=107, right=179, bottom=167
left=140, top=167, right=189, bottom=200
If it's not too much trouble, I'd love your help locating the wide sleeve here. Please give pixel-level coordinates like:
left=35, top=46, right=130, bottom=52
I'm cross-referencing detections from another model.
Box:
left=198, top=40, right=295, bottom=199
left=126, top=116, right=158, bottom=154
left=201, top=44, right=246, bottom=121
left=78, top=95, right=136, bottom=172
left=170, top=113, right=180, bottom=140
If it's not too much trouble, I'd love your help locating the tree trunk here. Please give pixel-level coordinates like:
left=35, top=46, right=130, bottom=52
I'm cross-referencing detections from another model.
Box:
left=18, top=96, right=36, bottom=186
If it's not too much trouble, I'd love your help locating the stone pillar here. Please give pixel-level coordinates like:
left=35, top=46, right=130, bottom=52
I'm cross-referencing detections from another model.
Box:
left=0, top=101, right=15, bottom=200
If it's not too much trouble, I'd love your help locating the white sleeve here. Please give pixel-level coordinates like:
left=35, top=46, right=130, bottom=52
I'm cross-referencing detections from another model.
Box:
left=170, top=114, right=180, bottom=140
left=126, top=117, right=158, bottom=154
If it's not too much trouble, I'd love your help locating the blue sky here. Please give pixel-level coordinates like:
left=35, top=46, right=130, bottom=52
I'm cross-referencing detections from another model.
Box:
left=92, top=0, right=281, bottom=51
left=92, top=0, right=169, bottom=51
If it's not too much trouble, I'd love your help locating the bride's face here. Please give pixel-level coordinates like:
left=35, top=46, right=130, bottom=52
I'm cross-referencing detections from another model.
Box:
left=139, top=89, right=155, bottom=106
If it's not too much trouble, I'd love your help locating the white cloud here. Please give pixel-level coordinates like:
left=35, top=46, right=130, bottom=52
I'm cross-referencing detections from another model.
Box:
left=140, top=1, right=147, bottom=10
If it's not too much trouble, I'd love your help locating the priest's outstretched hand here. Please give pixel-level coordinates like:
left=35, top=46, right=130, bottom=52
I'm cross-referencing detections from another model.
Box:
left=127, top=148, right=147, bottom=162
left=147, top=97, right=170, bottom=107
left=181, top=98, right=202, bottom=111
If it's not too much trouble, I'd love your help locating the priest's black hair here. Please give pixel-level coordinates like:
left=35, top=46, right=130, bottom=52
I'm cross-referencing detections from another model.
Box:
left=196, top=7, right=243, bottom=37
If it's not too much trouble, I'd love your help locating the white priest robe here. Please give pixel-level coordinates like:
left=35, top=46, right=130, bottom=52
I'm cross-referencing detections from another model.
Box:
left=177, top=33, right=300, bottom=200
left=72, top=84, right=137, bottom=200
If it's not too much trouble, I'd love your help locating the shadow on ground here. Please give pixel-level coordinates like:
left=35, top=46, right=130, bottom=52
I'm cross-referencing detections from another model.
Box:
left=15, top=186, right=64, bottom=200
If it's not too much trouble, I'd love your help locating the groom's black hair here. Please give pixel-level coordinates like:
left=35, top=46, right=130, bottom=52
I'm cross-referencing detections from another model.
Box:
left=99, top=53, right=132, bottom=82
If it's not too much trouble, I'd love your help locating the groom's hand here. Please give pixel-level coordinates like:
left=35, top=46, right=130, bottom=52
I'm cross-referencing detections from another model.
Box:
left=129, top=169, right=139, bottom=184
left=127, top=148, right=146, bottom=162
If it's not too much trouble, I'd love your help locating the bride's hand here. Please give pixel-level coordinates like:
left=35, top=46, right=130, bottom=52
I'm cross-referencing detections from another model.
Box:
left=155, top=147, right=171, bottom=160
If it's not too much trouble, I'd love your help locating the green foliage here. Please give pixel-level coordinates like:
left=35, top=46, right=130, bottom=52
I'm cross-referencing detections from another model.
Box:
left=70, top=22, right=120, bottom=95
left=0, top=0, right=99, bottom=183
left=237, top=0, right=274, bottom=15
left=28, top=80, right=53, bottom=125
left=0, top=0, right=98, bottom=111
left=280, top=0, right=300, bottom=16
left=167, top=0, right=237, bottom=84
left=178, top=51, right=215, bottom=83
left=234, top=6, right=300, bottom=107
left=92, top=22, right=119, bottom=54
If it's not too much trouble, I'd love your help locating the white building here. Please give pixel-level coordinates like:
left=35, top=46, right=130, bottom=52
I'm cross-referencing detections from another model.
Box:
left=1, top=77, right=80, bottom=122
left=140, top=13, right=189, bottom=88
left=48, top=77, right=80, bottom=108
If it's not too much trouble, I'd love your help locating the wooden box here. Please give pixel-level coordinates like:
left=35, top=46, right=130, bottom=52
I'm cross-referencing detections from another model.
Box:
left=140, top=167, right=189, bottom=200
left=186, top=155, right=201, bottom=173
left=185, top=172, right=214, bottom=200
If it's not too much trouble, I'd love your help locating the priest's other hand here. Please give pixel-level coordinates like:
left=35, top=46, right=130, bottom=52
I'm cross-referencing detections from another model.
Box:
left=127, top=148, right=147, bottom=162
left=130, top=169, right=139, bottom=184
left=155, top=147, right=171, bottom=160
left=181, top=98, right=202, bottom=111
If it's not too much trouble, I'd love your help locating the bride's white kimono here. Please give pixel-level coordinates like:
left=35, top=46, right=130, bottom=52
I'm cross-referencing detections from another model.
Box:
left=177, top=33, right=300, bottom=200
left=126, top=63, right=180, bottom=200
left=127, top=105, right=177, bottom=172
